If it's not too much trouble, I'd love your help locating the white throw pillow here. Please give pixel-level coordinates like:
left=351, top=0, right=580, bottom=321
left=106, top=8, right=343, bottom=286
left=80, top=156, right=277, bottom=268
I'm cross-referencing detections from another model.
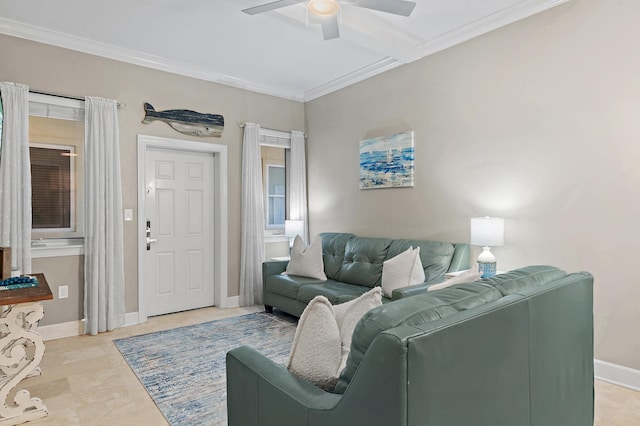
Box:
left=283, top=235, right=327, bottom=281
left=333, top=287, right=383, bottom=372
left=287, top=296, right=342, bottom=390
left=381, top=246, right=426, bottom=298
left=427, top=269, right=482, bottom=291
left=287, top=288, right=383, bottom=390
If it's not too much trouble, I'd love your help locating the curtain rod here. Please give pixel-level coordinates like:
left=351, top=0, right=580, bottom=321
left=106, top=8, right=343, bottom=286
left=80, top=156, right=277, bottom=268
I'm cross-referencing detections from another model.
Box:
left=29, top=90, right=125, bottom=109
left=238, top=122, right=306, bottom=138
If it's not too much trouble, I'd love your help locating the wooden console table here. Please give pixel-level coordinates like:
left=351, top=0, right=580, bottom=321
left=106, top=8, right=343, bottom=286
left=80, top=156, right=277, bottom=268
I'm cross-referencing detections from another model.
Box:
left=0, top=273, right=53, bottom=425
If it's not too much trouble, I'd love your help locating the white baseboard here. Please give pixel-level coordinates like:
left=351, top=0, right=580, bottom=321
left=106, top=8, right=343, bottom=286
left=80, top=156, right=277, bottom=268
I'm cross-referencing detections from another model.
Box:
left=594, top=359, right=640, bottom=392
left=223, top=295, right=240, bottom=308
left=124, top=311, right=140, bottom=327
left=40, top=312, right=140, bottom=341
left=39, top=299, right=241, bottom=341
left=39, top=320, right=85, bottom=341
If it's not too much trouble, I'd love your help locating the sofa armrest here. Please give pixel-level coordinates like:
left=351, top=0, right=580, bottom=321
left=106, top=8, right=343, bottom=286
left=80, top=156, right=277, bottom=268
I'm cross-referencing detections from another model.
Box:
left=263, top=260, right=289, bottom=278
left=226, top=346, right=341, bottom=426
left=390, top=276, right=446, bottom=300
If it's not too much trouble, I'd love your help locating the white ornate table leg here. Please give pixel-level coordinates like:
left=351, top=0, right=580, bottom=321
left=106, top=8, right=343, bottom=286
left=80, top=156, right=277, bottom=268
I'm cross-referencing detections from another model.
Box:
left=0, top=302, right=48, bottom=425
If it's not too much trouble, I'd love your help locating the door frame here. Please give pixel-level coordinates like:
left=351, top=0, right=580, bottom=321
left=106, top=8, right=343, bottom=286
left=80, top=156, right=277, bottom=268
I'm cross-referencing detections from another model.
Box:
left=136, top=134, right=229, bottom=324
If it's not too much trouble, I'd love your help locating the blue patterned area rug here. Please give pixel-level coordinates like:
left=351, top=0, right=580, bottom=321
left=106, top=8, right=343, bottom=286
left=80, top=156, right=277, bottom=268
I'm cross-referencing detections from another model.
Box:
left=114, top=311, right=297, bottom=426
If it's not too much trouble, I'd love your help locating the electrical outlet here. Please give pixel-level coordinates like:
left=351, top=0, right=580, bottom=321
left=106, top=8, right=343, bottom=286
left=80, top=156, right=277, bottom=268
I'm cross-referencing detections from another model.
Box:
left=58, top=285, right=69, bottom=299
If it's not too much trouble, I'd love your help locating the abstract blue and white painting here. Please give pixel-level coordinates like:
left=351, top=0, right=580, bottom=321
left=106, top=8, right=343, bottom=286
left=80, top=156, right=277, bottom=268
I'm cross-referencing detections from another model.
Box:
left=359, top=130, right=415, bottom=189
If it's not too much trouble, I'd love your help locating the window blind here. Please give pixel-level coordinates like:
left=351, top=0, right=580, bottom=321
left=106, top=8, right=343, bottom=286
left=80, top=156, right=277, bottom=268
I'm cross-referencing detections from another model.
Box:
left=30, top=146, right=73, bottom=230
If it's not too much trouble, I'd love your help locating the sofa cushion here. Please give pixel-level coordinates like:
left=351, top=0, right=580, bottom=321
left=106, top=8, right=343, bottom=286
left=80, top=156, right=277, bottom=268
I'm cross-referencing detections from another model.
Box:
left=298, top=282, right=372, bottom=305
left=482, top=265, right=567, bottom=296
left=333, top=282, right=503, bottom=394
left=320, top=232, right=355, bottom=280
left=387, top=239, right=456, bottom=281
left=265, top=274, right=326, bottom=299
left=284, top=235, right=327, bottom=280
left=339, top=237, right=392, bottom=287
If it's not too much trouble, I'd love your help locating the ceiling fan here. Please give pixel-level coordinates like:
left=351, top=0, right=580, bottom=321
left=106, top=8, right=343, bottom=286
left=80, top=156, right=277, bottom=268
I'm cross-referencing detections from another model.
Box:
left=242, top=0, right=416, bottom=40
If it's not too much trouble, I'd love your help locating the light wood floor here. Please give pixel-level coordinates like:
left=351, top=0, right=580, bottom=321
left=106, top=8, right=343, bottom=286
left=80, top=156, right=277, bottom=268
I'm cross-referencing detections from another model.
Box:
left=15, top=306, right=639, bottom=425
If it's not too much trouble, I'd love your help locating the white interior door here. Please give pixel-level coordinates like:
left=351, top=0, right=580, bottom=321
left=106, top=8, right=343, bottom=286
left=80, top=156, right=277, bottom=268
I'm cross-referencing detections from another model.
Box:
left=144, top=147, right=215, bottom=316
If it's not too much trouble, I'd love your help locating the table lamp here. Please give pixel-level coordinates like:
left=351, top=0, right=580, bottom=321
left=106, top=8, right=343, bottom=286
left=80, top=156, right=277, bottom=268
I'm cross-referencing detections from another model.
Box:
left=284, top=220, right=304, bottom=247
left=470, top=217, right=504, bottom=278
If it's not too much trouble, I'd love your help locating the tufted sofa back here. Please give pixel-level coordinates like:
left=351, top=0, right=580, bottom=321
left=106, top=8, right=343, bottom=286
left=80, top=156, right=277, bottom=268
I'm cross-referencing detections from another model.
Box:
left=319, top=232, right=462, bottom=288
left=320, top=232, right=356, bottom=280
left=339, top=237, right=393, bottom=288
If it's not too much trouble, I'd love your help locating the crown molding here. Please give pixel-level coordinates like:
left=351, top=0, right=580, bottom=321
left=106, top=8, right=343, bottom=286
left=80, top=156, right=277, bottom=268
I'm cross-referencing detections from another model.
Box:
left=417, top=0, right=571, bottom=58
left=303, top=57, right=404, bottom=101
left=0, top=17, right=305, bottom=102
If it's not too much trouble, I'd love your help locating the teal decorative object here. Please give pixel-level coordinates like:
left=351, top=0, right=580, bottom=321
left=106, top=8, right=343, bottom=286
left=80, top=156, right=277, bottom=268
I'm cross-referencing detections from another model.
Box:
left=0, top=276, right=38, bottom=290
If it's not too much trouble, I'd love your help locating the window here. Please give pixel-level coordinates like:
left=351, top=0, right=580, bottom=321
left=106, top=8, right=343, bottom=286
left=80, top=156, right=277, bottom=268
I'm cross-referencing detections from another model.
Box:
left=266, top=164, right=285, bottom=228
left=29, top=94, right=84, bottom=239
left=261, top=145, right=286, bottom=230
left=30, top=143, right=76, bottom=231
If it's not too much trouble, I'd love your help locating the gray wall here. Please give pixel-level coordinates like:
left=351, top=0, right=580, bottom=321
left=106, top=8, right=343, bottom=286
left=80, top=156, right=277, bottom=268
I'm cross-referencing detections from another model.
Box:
left=0, top=33, right=305, bottom=325
left=306, top=0, right=640, bottom=370
left=33, top=256, right=84, bottom=326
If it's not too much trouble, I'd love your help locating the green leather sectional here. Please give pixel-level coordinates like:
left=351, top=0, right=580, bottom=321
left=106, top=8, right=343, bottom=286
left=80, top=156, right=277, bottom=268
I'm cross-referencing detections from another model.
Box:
left=262, top=232, right=470, bottom=317
left=227, top=265, right=594, bottom=425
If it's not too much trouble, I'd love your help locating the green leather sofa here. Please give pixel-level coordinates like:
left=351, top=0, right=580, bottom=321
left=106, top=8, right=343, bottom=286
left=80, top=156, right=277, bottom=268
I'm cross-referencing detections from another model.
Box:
left=262, top=232, right=470, bottom=317
left=227, top=265, right=594, bottom=425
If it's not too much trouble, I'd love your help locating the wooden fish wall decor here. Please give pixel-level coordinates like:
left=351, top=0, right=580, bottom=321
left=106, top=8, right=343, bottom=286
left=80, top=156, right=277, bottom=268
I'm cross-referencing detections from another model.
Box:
left=142, top=103, right=224, bottom=137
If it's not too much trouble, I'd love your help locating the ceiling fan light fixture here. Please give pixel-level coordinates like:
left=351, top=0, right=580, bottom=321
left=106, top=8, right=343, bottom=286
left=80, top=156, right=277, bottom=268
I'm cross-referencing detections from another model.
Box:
left=308, top=0, right=340, bottom=17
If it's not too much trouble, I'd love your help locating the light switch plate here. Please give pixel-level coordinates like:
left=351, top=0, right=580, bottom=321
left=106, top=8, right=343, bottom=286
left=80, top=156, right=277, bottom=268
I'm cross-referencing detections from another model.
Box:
left=124, top=209, right=133, bottom=221
left=58, top=285, right=69, bottom=299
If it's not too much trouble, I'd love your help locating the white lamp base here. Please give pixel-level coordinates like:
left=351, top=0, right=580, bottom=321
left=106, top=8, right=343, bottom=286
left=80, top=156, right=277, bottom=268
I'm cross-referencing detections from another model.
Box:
left=477, top=246, right=497, bottom=278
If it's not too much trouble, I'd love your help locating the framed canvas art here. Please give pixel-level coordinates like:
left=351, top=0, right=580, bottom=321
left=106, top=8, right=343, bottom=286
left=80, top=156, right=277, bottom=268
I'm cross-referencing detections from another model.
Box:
left=359, top=130, right=415, bottom=189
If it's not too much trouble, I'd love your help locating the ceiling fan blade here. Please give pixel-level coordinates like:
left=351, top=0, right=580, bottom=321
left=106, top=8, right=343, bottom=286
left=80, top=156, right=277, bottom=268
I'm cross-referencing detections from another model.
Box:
left=352, top=0, right=416, bottom=17
left=320, top=15, right=340, bottom=40
left=242, top=0, right=305, bottom=15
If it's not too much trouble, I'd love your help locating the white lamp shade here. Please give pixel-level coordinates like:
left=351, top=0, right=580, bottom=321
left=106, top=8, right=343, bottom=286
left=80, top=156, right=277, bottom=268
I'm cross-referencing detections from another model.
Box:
left=285, top=220, right=304, bottom=238
left=470, top=217, right=504, bottom=247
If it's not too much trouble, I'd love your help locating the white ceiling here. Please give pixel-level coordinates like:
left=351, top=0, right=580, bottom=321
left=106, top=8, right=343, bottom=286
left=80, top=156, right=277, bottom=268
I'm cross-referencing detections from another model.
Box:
left=0, top=0, right=568, bottom=102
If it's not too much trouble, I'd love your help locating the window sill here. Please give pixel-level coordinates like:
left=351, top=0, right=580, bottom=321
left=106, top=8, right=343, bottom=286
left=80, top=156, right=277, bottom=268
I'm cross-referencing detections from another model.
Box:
left=264, top=234, right=289, bottom=244
left=31, top=239, right=84, bottom=258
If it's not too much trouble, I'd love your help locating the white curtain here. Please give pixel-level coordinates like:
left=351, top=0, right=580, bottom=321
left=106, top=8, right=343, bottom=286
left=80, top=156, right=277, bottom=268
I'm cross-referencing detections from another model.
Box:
left=240, top=123, right=265, bottom=306
left=84, top=96, right=125, bottom=335
left=0, top=82, right=32, bottom=275
left=289, top=130, right=309, bottom=243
